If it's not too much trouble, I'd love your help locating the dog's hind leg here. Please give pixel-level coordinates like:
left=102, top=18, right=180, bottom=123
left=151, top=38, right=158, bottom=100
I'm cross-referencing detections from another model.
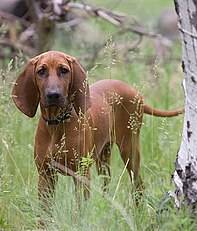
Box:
left=96, top=142, right=113, bottom=191
left=117, top=133, right=143, bottom=195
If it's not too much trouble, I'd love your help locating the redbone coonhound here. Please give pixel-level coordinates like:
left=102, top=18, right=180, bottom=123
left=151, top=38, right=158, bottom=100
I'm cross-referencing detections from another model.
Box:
left=12, top=50, right=182, bottom=213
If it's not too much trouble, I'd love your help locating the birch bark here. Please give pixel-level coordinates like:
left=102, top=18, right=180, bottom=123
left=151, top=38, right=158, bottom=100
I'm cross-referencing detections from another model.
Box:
left=173, top=0, right=197, bottom=210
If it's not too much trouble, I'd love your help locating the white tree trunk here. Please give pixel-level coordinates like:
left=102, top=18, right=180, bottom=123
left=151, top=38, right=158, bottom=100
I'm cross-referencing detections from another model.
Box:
left=173, top=0, right=197, bottom=210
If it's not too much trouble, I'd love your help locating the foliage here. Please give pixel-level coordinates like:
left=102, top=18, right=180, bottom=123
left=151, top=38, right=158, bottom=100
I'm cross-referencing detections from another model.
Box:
left=0, top=0, right=196, bottom=230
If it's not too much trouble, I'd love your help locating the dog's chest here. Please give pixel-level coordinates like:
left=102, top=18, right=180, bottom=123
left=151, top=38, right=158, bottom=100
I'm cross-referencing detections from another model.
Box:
left=47, top=127, right=92, bottom=172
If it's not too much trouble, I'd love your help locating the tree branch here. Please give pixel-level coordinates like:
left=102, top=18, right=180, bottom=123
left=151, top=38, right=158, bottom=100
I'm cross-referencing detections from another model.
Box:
left=0, top=0, right=172, bottom=62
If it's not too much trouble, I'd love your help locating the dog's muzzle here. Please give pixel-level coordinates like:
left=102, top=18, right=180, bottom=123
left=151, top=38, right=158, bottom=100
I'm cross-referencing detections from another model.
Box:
left=44, top=90, right=65, bottom=107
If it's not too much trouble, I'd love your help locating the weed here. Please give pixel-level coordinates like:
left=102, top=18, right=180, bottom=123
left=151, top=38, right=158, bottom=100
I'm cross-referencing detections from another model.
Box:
left=0, top=1, right=191, bottom=229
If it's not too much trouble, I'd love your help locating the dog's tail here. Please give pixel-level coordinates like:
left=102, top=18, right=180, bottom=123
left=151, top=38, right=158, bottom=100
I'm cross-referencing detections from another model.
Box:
left=144, top=105, right=184, bottom=117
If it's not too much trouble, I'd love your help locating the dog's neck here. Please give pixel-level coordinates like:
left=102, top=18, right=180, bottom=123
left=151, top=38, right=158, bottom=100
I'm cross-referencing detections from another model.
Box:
left=40, top=105, right=72, bottom=125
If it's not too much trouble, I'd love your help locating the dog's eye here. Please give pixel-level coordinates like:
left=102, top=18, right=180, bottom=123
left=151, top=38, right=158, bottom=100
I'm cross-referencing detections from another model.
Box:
left=37, top=68, right=46, bottom=77
left=60, top=67, right=69, bottom=76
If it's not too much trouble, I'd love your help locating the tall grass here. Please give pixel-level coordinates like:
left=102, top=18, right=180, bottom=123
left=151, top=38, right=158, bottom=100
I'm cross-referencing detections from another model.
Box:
left=0, top=44, right=195, bottom=230
left=0, top=1, right=196, bottom=230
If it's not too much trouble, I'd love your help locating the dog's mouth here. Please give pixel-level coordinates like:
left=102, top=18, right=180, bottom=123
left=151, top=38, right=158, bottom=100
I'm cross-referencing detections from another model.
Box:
left=42, top=97, right=67, bottom=108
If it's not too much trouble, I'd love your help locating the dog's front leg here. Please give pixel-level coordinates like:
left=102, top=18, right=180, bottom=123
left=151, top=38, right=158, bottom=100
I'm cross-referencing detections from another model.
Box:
left=37, top=168, right=58, bottom=227
left=73, top=166, right=91, bottom=202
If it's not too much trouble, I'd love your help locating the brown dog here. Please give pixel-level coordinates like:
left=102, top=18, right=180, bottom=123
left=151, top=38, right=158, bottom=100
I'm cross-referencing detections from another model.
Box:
left=12, top=50, right=182, bottom=212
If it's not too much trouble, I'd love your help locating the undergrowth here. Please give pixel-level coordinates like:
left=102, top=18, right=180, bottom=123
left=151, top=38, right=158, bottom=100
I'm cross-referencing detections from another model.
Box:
left=0, top=45, right=194, bottom=230
left=0, top=0, right=196, bottom=230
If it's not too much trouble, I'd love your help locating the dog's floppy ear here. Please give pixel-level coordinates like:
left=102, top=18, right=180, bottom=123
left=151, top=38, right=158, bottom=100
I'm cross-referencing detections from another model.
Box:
left=12, top=57, right=39, bottom=118
left=67, top=56, right=91, bottom=115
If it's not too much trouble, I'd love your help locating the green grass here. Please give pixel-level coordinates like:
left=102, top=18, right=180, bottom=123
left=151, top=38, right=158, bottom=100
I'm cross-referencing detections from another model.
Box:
left=0, top=51, right=192, bottom=230
left=0, top=0, right=196, bottom=230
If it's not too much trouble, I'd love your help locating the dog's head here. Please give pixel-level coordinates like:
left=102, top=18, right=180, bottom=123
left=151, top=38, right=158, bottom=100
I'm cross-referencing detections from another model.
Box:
left=12, top=51, right=91, bottom=117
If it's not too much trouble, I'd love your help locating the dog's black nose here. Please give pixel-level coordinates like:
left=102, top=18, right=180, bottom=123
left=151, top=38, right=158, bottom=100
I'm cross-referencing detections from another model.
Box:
left=46, top=91, right=61, bottom=100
